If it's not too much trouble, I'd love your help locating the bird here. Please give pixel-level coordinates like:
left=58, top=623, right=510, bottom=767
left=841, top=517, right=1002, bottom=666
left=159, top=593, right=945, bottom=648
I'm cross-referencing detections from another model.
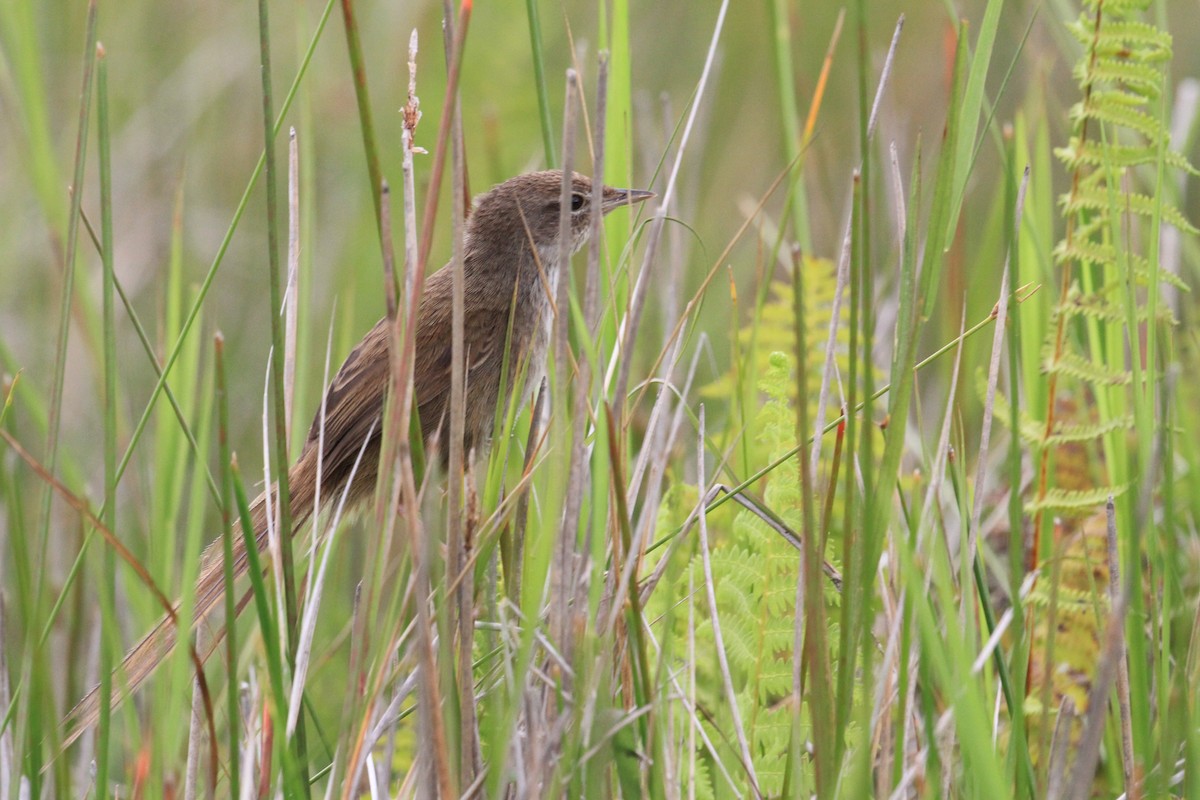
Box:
left=64, top=169, right=654, bottom=743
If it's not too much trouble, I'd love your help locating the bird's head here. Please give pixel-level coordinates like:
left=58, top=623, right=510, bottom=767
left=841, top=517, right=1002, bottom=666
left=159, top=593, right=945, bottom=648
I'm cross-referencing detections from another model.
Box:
left=466, top=170, right=654, bottom=267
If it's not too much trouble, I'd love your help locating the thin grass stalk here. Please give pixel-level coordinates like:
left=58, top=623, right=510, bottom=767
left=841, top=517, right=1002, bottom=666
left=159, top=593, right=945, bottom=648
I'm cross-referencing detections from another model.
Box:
left=183, top=625, right=208, bottom=800
left=1159, top=362, right=1189, bottom=799
left=851, top=15, right=875, bottom=765
left=550, top=70, right=579, bottom=662
left=0, top=598, right=13, bottom=796
left=285, top=128, right=300, bottom=439
left=571, top=54, right=608, bottom=649
left=841, top=21, right=895, bottom=780
left=338, top=0, right=383, bottom=239
left=380, top=28, right=430, bottom=574
left=1003, top=139, right=1034, bottom=800
left=214, top=335, right=241, bottom=799
left=564, top=54, right=604, bottom=582
left=441, top=4, right=472, bottom=786
left=1134, top=46, right=1173, bottom=781
left=789, top=524, right=807, bottom=800
left=895, top=514, right=1007, bottom=795
left=92, top=41, right=118, bottom=800
left=394, top=35, right=454, bottom=796
left=416, top=0, right=472, bottom=281
left=835, top=171, right=861, bottom=746
left=554, top=72, right=579, bottom=388
left=854, top=9, right=873, bottom=542
left=968, top=165, right=1027, bottom=561
left=984, top=140, right=1035, bottom=798
left=599, top=0, right=632, bottom=350
left=890, top=150, right=925, bottom=794
left=809, top=182, right=854, bottom=499
left=880, top=141, right=909, bottom=796
left=1110, top=171, right=1155, bottom=789
left=312, top=418, right=382, bottom=790
left=446, top=2, right=476, bottom=778
left=791, top=247, right=834, bottom=796
left=290, top=5, right=319, bottom=457
left=524, top=0, right=555, bottom=165
left=396, top=29, right=425, bottom=432
left=1107, top=497, right=1136, bottom=795
left=767, top=0, right=812, bottom=252
left=624, top=335, right=703, bottom=599
left=630, top=342, right=709, bottom=611
left=24, top=4, right=97, bottom=787
left=253, top=11, right=309, bottom=791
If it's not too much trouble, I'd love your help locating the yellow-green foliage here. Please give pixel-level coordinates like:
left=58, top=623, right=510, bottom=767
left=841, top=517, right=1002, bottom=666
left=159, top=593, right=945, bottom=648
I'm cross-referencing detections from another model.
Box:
left=1044, top=0, right=1191, bottom=451
left=705, top=257, right=843, bottom=417
left=1012, top=0, right=1192, bottom=787
left=706, top=254, right=882, bottom=473
left=655, top=354, right=845, bottom=798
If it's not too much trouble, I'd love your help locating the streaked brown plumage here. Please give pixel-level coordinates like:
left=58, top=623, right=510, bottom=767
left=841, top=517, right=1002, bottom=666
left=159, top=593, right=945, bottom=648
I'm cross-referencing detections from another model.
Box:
left=64, top=170, right=653, bottom=742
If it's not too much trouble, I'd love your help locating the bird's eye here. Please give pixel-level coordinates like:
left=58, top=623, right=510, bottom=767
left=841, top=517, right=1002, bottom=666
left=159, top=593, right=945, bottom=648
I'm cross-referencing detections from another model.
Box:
left=570, top=193, right=585, bottom=211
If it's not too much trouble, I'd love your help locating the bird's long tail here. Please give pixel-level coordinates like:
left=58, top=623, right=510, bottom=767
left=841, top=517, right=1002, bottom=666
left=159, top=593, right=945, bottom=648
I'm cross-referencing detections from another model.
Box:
left=62, top=459, right=317, bottom=748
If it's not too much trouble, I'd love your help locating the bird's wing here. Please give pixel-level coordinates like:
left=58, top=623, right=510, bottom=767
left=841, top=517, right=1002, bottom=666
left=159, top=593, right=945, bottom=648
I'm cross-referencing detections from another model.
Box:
left=302, top=317, right=391, bottom=482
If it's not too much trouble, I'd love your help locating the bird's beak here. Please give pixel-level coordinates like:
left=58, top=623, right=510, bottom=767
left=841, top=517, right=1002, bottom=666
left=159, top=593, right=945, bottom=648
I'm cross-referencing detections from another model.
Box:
left=601, top=188, right=656, bottom=214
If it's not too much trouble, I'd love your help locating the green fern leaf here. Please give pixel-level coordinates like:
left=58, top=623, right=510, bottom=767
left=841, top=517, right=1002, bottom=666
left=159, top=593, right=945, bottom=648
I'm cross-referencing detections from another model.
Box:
left=1026, top=484, right=1129, bottom=516
left=1056, top=139, right=1198, bottom=175
left=1063, top=291, right=1178, bottom=325
left=1075, top=57, right=1163, bottom=95
left=1071, top=94, right=1162, bottom=140
left=1092, top=19, right=1172, bottom=57
left=1062, top=186, right=1198, bottom=233
left=1053, top=240, right=1191, bottom=290
left=1042, top=345, right=1132, bottom=386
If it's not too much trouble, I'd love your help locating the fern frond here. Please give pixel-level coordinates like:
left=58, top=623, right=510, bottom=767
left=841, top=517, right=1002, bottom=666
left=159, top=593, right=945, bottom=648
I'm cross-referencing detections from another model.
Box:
left=1074, top=18, right=1170, bottom=60
left=1061, top=185, right=1197, bottom=233
left=1053, top=240, right=1191, bottom=290
left=1075, top=57, right=1163, bottom=95
left=1026, top=484, right=1129, bottom=516
left=1071, top=94, right=1162, bottom=140
left=1046, top=415, right=1136, bottom=446
left=1064, top=291, right=1178, bottom=325
left=1042, top=345, right=1132, bottom=386
left=982, top=381, right=1134, bottom=447
left=1024, top=586, right=1109, bottom=614
left=1080, top=0, right=1156, bottom=19
left=1130, top=263, right=1190, bottom=290
left=1056, top=139, right=1199, bottom=175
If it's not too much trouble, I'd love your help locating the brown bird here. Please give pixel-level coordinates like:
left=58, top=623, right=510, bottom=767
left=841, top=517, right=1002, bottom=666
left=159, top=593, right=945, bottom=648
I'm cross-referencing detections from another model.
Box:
left=65, top=170, right=653, bottom=742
